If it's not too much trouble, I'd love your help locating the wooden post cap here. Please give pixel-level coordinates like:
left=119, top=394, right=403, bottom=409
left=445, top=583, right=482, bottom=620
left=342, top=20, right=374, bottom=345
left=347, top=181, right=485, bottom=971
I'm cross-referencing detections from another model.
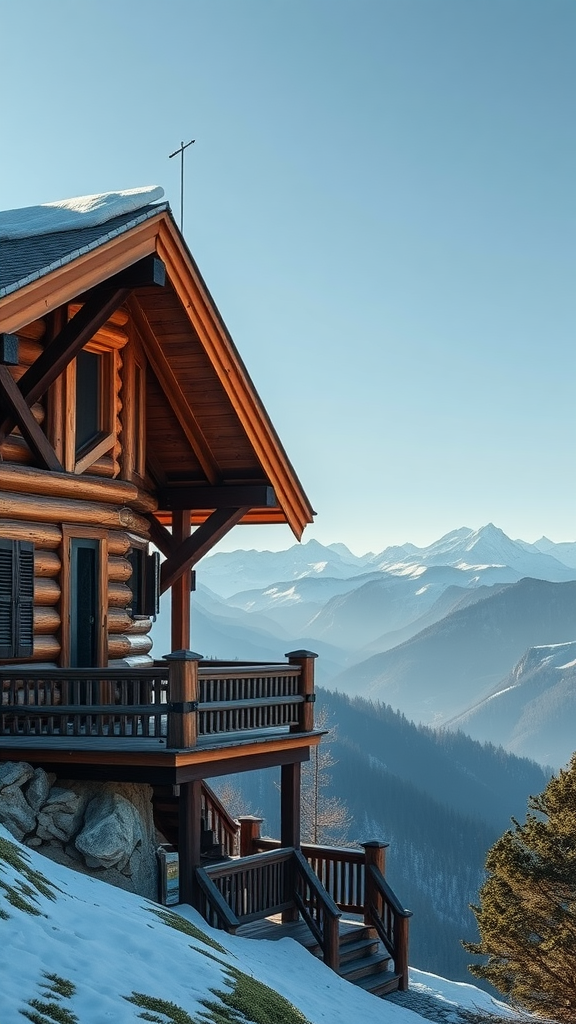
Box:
left=163, top=649, right=203, bottom=661
left=360, top=840, right=390, bottom=850
left=236, top=815, right=264, bottom=823
left=285, top=650, right=318, bottom=659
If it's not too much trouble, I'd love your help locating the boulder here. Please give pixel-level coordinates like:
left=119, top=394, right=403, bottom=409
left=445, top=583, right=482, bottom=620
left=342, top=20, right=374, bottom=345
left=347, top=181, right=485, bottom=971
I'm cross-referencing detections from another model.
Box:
left=0, top=761, right=34, bottom=791
left=36, top=787, right=82, bottom=843
left=0, top=782, right=37, bottom=840
left=75, top=792, right=138, bottom=871
left=25, top=768, right=55, bottom=811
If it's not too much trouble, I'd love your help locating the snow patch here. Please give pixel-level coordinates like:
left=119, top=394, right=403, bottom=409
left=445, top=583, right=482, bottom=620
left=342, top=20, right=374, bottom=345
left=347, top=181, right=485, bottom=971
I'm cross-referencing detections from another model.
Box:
left=0, top=186, right=165, bottom=240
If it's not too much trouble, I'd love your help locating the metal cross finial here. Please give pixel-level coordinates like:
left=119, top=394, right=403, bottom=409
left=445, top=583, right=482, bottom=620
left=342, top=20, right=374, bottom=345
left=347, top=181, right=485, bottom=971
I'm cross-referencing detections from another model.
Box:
left=169, top=138, right=195, bottom=233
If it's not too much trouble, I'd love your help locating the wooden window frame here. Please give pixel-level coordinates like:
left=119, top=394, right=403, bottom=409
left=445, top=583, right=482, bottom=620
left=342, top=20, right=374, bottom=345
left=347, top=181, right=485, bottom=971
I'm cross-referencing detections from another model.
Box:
left=60, top=525, right=108, bottom=667
left=127, top=542, right=160, bottom=619
left=62, top=342, right=117, bottom=475
left=120, top=335, right=147, bottom=485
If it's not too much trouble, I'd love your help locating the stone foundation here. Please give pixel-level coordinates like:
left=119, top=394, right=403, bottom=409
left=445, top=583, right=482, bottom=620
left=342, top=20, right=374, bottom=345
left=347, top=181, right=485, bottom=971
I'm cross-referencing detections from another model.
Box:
left=0, top=762, right=158, bottom=900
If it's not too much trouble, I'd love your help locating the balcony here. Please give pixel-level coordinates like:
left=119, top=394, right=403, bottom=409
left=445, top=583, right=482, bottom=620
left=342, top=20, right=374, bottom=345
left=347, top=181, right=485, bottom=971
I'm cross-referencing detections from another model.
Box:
left=0, top=651, right=317, bottom=754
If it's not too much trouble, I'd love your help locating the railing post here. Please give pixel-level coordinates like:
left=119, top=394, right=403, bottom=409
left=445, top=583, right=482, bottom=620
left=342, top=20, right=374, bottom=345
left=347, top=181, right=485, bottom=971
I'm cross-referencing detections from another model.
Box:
left=361, top=840, right=389, bottom=925
left=396, top=913, right=410, bottom=991
left=237, top=815, right=263, bottom=857
left=286, top=650, right=318, bottom=732
left=324, top=913, right=340, bottom=973
left=164, top=650, right=202, bottom=749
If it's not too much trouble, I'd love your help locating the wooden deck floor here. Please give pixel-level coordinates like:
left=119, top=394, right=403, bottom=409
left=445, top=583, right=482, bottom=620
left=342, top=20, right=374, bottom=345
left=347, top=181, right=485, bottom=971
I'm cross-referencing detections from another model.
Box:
left=237, top=915, right=364, bottom=950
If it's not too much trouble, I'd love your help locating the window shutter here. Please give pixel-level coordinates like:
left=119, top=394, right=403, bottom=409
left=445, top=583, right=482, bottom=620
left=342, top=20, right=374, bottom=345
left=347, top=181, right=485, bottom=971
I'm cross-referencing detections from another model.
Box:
left=144, top=551, right=160, bottom=618
left=0, top=540, right=34, bottom=659
left=16, top=543, right=34, bottom=658
left=0, top=541, right=14, bottom=659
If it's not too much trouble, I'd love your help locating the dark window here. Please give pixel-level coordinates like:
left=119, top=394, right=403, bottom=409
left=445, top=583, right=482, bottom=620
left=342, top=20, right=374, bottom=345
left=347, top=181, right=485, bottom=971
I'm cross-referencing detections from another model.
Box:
left=128, top=548, right=160, bottom=619
left=75, top=349, right=101, bottom=453
left=0, top=540, right=34, bottom=659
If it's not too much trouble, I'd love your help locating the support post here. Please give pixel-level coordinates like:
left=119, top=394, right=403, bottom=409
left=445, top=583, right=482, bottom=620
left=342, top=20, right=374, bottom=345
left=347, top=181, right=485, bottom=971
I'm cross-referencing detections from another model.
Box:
left=361, top=841, right=389, bottom=925
left=165, top=650, right=201, bottom=749
left=171, top=509, right=191, bottom=650
left=281, top=761, right=301, bottom=922
left=286, top=650, right=317, bottom=732
left=237, top=816, right=263, bottom=857
left=178, top=779, right=202, bottom=906
left=396, top=914, right=410, bottom=991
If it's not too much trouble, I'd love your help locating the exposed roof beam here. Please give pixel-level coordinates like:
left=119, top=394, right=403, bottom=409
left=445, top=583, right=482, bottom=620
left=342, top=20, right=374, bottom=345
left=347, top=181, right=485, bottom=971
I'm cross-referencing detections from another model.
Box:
left=129, top=298, right=220, bottom=486
left=160, top=506, right=248, bottom=594
left=158, top=484, right=277, bottom=511
left=0, top=256, right=165, bottom=446
left=0, top=366, right=63, bottom=471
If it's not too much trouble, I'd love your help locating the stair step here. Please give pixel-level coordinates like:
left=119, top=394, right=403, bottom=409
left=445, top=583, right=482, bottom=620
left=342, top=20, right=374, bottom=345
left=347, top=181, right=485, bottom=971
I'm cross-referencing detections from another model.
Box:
left=339, top=951, right=392, bottom=983
left=354, top=971, right=402, bottom=997
left=338, top=937, right=381, bottom=964
left=338, top=924, right=377, bottom=946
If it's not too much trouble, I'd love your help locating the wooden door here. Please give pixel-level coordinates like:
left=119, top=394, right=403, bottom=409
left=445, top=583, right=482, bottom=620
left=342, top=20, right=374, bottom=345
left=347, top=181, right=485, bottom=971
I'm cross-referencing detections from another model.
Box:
left=70, top=538, right=99, bottom=667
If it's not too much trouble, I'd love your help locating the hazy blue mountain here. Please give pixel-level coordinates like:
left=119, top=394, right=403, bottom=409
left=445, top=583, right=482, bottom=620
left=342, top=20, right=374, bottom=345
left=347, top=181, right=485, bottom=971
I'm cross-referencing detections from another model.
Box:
left=533, top=536, right=576, bottom=568
left=196, top=538, right=370, bottom=598
left=360, top=582, right=511, bottom=655
left=329, top=578, right=576, bottom=724
left=304, top=565, right=522, bottom=651
left=446, top=642, right=576, bottom=769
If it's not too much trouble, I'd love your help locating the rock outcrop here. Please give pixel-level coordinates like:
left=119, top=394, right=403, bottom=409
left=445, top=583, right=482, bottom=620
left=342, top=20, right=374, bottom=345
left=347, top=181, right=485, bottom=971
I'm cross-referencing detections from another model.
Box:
left=0, top=762, right=157, bottom=898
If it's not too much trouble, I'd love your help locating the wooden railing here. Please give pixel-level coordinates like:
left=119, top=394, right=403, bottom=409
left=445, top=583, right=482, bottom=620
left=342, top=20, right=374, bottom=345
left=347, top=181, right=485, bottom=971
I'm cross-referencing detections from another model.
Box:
left=196, top=847, right=341, bottom=970
left=365, top=859, right=412, bottom=991
left=0, top=666, right=168, bottom=740
left=241, top=823, right=411, bottom=990
left=201, top=783, right=239, bottom=858
left=0, top=650, right=317, bottom=749
left=254, top=837, right=366, bottom=914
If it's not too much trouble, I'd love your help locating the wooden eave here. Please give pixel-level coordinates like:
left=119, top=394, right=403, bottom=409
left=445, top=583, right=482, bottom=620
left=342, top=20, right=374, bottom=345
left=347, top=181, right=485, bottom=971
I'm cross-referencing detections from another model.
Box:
left=0, top=209, right=314, bottom=540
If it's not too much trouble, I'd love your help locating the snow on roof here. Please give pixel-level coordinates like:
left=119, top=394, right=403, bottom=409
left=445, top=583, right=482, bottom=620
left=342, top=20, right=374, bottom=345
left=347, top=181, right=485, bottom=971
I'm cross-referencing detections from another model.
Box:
left=0, top=185, right=165, bottom=241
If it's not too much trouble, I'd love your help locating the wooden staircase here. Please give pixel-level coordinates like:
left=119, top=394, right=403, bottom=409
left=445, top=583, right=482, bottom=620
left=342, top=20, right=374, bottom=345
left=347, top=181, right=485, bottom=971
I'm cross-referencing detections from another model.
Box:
left=237, top=917, right=403, bottom=997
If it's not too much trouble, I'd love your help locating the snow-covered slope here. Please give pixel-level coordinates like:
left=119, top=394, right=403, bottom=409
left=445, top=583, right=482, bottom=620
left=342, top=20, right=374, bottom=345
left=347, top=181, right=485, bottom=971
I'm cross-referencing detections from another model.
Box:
left=0, top=826, right=521, bottom=1023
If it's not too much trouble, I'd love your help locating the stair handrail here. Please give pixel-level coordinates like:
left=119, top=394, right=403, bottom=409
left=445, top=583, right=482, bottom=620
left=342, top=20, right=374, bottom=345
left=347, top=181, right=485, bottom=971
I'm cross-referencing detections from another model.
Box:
left=195, top=865, right=241, bottom=932
left=201, top=783, right=239, bottom=857
left=292, top=849, right=342, bottom=972
left=365, top=862, right=412, bottom=991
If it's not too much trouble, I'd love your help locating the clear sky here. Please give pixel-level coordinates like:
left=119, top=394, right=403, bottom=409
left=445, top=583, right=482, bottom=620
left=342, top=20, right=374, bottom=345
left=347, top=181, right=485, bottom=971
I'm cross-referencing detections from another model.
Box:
left=2, top=1, right=575, bottom=554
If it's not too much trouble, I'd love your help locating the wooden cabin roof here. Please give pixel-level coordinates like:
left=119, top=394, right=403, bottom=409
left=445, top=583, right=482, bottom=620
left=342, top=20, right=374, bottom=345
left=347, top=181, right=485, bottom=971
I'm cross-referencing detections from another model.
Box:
left=0, top=191, right=314, bottom=538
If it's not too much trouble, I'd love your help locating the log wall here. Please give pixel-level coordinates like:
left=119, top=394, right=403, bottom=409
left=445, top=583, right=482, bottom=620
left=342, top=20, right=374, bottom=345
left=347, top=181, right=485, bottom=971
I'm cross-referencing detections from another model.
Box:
left=0, top=308, right=156, bottom=667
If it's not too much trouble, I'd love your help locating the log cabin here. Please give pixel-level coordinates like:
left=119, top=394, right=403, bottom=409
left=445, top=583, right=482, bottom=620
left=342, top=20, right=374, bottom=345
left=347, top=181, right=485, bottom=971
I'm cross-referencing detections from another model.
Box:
left=0, top=187, right=410, bottom=995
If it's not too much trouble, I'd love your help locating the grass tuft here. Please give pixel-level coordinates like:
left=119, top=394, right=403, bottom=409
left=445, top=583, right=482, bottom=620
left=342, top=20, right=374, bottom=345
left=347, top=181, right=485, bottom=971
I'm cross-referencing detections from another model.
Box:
left=125, top=993, right=196, bottom=1024
left=201, top=965, right=312, bottom=1024
left=146, top=907, right=228, bottom=953
left=20, top=999, right=78, bottom=1024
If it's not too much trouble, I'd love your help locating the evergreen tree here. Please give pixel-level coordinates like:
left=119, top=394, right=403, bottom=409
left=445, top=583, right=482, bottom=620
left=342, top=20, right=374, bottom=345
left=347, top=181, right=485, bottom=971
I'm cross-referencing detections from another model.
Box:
left=465, top=754, right=576, bottom=1020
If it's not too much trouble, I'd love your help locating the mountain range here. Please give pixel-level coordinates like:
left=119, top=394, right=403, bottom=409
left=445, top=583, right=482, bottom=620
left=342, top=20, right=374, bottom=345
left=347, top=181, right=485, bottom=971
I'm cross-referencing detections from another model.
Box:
left=151, top=523, right=576, bottom=763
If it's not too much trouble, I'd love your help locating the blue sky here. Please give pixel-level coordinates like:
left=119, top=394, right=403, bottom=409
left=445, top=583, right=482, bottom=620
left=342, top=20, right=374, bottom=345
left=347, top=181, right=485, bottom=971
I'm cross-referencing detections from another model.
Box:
left=2, top=1, right=575, bottom=553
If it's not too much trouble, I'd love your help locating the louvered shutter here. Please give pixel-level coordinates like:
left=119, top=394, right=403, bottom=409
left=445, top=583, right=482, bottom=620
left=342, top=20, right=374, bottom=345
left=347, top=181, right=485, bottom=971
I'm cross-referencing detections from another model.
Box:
left=0, top=541, right=14, bottom=658
left=0, top=540, right=34, bottom=659
left=15, top=542, right=34, bottom=657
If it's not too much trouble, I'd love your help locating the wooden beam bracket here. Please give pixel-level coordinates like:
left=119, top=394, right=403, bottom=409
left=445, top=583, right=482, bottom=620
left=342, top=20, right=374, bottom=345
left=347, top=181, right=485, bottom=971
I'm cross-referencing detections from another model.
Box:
left=160, top=506, right=249, bottom=594
left=0, top=366, right=63, bottom=471
left=0, top=256, right=167, bottom=446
